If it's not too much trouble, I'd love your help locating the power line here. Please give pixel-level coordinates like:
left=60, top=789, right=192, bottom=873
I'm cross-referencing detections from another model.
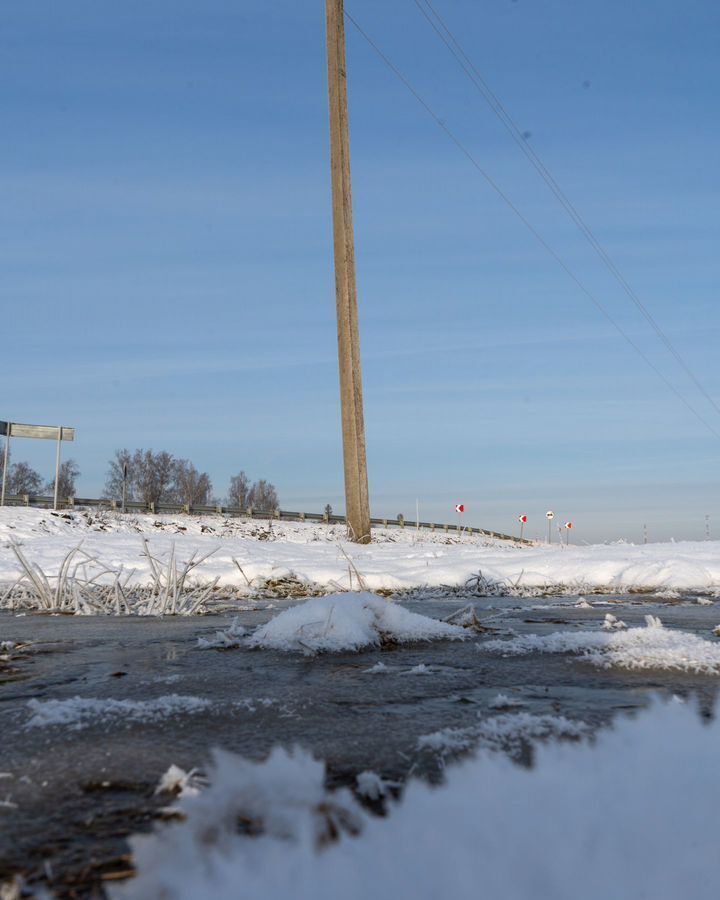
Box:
left=412, top=0, right=720, bottom=420
left=343, top=10, right=720, bottom=442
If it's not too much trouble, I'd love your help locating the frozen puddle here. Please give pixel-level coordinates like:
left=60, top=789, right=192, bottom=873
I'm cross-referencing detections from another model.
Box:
left=479, top=615, right=720, bottom=674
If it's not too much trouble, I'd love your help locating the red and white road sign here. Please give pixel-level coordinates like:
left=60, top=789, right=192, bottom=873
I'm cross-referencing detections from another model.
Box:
left=455, top=504, right=465, bottom=513
left=565, top=521, right=573, bottom=529
left=518, top=514, right=527, bottom=524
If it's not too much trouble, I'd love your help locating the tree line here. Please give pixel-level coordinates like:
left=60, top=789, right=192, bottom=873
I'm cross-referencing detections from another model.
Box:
left=104, top=448, right=279, bottom=510
left=0, top=441, right=279, bottom=511
left=0, top=439, right=79, bottom=497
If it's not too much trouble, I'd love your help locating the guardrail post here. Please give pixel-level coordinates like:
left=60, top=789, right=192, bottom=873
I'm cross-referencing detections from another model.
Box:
left=23, top=494, right=30, bottom=507
left=247, top=506, right=253, bottom=518
left=397, top=514, right=405, bottom=528
left=183, top=504, right=190, bottom=514
left=382, top=519, right=388, bottom=527
left=68, top=496, right=75, bottom=509
left=216, top=505, right=223, bottom=515
left=444, top=524, right=449, bottom=533
left=149, top=502, right=156, bottom=515
left=300, top=512, right=305, bottom=521
left=275, top=509, right=281, bottom=520
left=323, top=511, right=329, bottom=523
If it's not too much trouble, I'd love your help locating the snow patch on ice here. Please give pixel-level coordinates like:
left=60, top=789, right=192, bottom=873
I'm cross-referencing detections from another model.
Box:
left=26, top=695, right=212, bottom=729
left=246, top=593, right=465, bottom=654
left=197, top=617, right=247, bottom=649
left=488, top=693, right=525, bottom=710
left=480, top=615, right=720, bottom=673
left=363, top=662, right=389, bottom=674
left=418, top=712, right=587, bottom=759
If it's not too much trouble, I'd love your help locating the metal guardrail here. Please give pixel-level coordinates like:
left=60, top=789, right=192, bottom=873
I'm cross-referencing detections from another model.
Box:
left=0, top=494, right=531, bottom=544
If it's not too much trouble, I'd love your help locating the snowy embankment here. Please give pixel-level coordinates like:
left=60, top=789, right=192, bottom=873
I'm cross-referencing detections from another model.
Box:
left=115, top=701, right=720, bottom=900
left=1, top=508, right=719, bottom=604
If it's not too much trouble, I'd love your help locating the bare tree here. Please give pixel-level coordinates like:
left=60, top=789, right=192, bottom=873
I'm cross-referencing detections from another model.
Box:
left=46, top=459, right=80, bottom=499
left=136, top=450, right=176, bottom=505
left=174, top=459, right=212, bottom=506
left=104, top=449, right=134, bottom=500
left=324, top=503, right=333, bottom=517
left=104, top=449, right=176, bottom=505
left=227, top=471, right=250, bottom=509
left=247, top=479, right=279, bottom=512
left=6, top=462, right=44, bottom=496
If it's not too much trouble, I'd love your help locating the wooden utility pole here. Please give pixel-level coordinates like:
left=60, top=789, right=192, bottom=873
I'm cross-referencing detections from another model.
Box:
left=325, top=0, right=371, bottom=544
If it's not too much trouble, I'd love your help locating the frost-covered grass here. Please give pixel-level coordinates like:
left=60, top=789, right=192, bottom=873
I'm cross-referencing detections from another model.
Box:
left=2, top=508, right=720, bottom=607
left=479, top=614, right=720, bottom=674
left=115, top=700, right=720, bottom=900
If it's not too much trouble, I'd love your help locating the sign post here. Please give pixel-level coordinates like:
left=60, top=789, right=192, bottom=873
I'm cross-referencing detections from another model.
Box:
left=0, top=422, right=75, bottom=509
left=518, top=514, right=527, bottom=541
left=546, top=510, right=554, bottom=544
left=564, top=521, right=573, bottom=546
left=455, top=503, right=464, bottom=535
left=0, top=429, right=9, bottom=507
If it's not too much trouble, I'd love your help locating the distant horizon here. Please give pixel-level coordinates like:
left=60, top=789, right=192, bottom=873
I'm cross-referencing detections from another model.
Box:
left=0, top=431, right=714, bottom=545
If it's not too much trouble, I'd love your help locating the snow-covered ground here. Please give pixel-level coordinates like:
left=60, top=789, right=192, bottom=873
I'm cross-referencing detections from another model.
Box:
left=116, top=700, right=720, bottom=900
left=1, top=507, right=719, bottom=599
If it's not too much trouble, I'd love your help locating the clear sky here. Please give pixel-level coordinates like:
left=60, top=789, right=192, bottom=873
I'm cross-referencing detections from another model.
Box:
left=1, top=0, right=719, bottom=543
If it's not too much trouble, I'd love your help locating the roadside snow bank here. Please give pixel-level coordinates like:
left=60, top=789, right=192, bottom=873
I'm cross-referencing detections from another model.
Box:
left=246, top=593, right=465, bottom=654
left=479, top=615, right=720, bottom=674
left=1, top=509, right=720, bottom=599
left=117, top=701, right=720, bottom=900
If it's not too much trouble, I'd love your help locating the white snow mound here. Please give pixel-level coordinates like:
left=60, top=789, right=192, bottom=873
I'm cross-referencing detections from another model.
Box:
left=247, top=593, right=465, bottom=654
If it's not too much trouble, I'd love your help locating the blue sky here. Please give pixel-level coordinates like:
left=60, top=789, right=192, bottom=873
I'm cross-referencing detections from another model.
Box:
left=1, top=0, right=719, bottom=542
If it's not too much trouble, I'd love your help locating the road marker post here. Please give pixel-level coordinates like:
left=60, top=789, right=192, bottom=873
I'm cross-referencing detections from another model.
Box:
left=518, top=514, right=527, bottom=541
left=455, top=503, right=464, bottom=536
left=546, top=510, right=554, bottom=544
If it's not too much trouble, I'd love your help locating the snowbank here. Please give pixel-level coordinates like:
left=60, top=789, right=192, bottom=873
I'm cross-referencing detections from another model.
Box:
left=480, top=614, right=720, bottom=674
left=1, top=508, right=719, bottom=600
left=117, top=700, right=720, bottom=900
left=246, top=593, right=465, bottom=654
